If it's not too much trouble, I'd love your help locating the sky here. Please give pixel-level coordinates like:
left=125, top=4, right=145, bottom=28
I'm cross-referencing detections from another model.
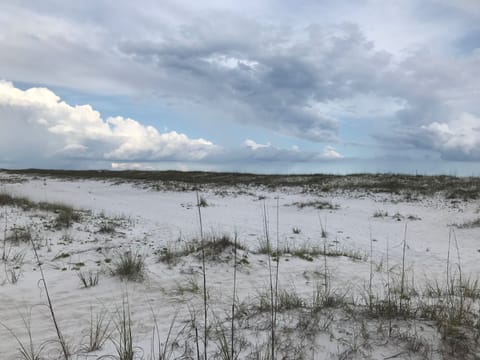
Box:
left=0, top=0, right=480, bottom=175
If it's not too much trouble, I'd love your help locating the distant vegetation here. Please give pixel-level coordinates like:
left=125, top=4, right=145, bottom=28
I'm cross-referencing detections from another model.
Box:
left=4, top=169, right=480, bottom=199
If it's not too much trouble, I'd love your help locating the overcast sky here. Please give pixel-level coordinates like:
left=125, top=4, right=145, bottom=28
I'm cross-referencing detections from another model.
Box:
left=1, top=0, right=480, bottom=174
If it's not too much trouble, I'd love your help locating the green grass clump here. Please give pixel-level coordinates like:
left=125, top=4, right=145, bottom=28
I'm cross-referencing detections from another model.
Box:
left=0, top=192, right=80, bottom=228
left=0, top=193, right=35, bottom=210
left=98, top=221, right=116, bottom=233
left=454, top=218, right=480, bottom=229
left=113, top=250, right=145, bottom=281
left=257, top=243, right=365, bottom=262
left=78, top=270, right=100, bottom=288
left=256, top=288, right=305, bottom=313
left=6, top=226, right=32, bottom=245
left=53, top=206, right=81, bottom=229
left=291, top=200, right=339, bottom=210
left=373, top=210, right=388, bottom=218
left=159, top=234, right=245, bottom=265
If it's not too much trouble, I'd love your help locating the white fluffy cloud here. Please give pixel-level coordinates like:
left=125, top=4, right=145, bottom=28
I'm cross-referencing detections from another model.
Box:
left=0, top=81, right=217, bottom=167
left=419, top=113, right=480, bottom=160
left=0, top=81, right=346, bottom=169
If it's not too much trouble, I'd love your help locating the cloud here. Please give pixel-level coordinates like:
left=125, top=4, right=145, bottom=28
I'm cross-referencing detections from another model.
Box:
left=0, top=81, right=218, bottom=167
left=378, top=112, right=480, bottom=161
left=0, top=3, right=403, bottom=143
left=418, top=113, right=480, bottom=160
left=319, top=146, right=344, bottom=160
left=1, top=1, right=479, bottom=166
left=0, top=81, right=345, bottom=170
left=240, top=139, right=343, bottom=162
left=244, top=139, right=271, bottom=151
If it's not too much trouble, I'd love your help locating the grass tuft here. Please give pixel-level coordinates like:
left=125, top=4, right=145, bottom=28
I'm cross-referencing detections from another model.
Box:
left=113, top=250, right=145, bottom=281
left=81, top=308, right=111, bottom=353
left=454, top=218, right=480, bottom=229
left=6, top=226, right=32, bottom=245
left=291, top=200, right=339, bottom=210
left=78, top=270, right=100, bottom=288
left=98, top=221, right=116, bottom=233
left=110, top=298, right=137, bottom=360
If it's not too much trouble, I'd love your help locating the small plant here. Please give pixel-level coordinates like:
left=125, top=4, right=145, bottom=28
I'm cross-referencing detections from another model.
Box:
left=199, top=234, right=245, bottom=260
left=6, top=226, right=32, bottom=245
left=174, top=276, right=200, bottom=296
left=256, top=241, right=366, bottom=261
left=292, top=227, right=301, bottom=234
left=198, top=196, right=208, bottom=207
left=4, top=249, right=25, bottom=284
left=454, top=217, right=480, bottom=229
left=113, top=249, right=145, bottom=281
left=78, top=270, right=100, bottom=288
left=373, top=210, right=388, bottom=218
left=59, top=232, right=74, bottom=244
left=291, top=200, right=339, bottom=210
left=81, top=308, right=111, bottom=353
left=0, top=309, right=48, bottom=360
left=159, top=235, right=245, bottom=265
left=30, top=234, right=70, bottom=360
left=0, top=193, right=35, bottom=210
left=110, top=298, right=138, bottom=360
left=53, top=252, right=71, bottom=260
left=256, top=287, right=304, bottom=313
left=158, top=247, right=181, bottom=266
left=311, top=282, right=347, bottom=311
left=256, top=238, right=273, bottom=255
left=158, top=241, right=197, bottom=265
left=150, top=311, right=183, bottom=360
left=292, top=249, right=313, bottom=261
left=53, top=205, right=80, bottom=229
left=213, top=320, right=247, bottom=360
left=98, top=221, right=116, bottom=233
left=7, top=264, right=24, bottom=284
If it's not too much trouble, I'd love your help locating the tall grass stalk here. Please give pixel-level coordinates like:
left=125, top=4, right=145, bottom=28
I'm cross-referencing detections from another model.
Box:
left=273, top=197, right=280, bottom=347
left=368, top=227, right=374, bottom=311
left=446, top=228, right=452, bottom=298
left=150, top=308, right=179, bottom=360
left=111, top=296, right=135, bottom=360
left=196, top=191, right=208, bottom=360
left=231, top=232, right=238, bottom=360
left=386, top=237, right=392, bottom=336
left=2, top=207, right=7, bottom=261
left=188, top=306, right=202, bottom=360
left=82, top=307, right=111, bottom=352
left=30, top=236, right=69, bottom=359
left=318, top=214, right=328, bottom=294
left=262, top=200, right=275, bottom=360
left=400, top=223, right=408, bottom=311
left=0, top=308, right=48, bottom=360
left=452, top=228, right=464, bottom=318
